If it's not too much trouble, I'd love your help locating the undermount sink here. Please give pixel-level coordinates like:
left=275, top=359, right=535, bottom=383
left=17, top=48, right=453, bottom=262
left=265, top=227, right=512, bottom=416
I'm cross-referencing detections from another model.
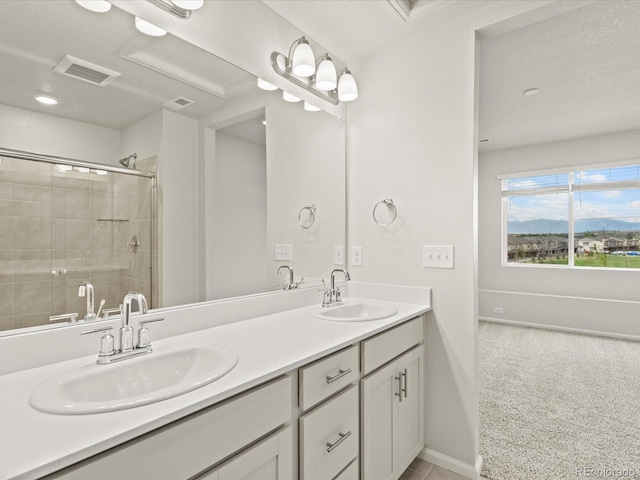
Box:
left=311, top=301, right=398, bottom=322
left=29, top=345, right=238, bottom=415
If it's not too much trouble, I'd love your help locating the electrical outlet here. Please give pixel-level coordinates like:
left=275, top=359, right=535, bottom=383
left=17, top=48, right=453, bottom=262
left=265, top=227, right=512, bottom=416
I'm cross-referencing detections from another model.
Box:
left=493, top=307, right=504, bottom=314
left=275, top=244, right=292, bottom=261
left=351, top=246, right=363, bottom=266
left=423, top=245, right=454, bottom=269
left=334, top=246, right=344, bottom=265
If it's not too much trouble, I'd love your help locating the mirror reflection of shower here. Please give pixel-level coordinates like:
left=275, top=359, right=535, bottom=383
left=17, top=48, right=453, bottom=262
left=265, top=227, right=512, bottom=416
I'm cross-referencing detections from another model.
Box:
left=119, top=153, right=137, bottom=169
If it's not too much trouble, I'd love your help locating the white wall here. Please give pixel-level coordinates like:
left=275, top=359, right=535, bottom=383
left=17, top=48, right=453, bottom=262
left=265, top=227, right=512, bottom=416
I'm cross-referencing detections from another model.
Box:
left=120, top=111, right=163, bottom=163
left=479, top=128, right=640, bottom=339
left=158, top=110, right=200, bottom=307
left=347, top=1, right=557, bottom=477
left=0, top=104, right=120, bottom=164
left=266, top=97, right=346, bottom=290
left=212, top=132, right=267, bottom=299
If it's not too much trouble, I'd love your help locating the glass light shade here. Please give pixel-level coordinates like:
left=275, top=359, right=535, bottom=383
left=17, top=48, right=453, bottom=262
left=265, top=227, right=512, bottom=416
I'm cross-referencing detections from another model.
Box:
left=315, top=58, right=337, bottom=91
left=75, top=0, right=111, bottom=13
left=283, top=91, right=301, bottom=103
left=292, top=42, right=315, bottom=78
left=172, top=0, right=204, bottom=9
left=338, top=71, right=358, bottom=102
left=257, top=78, right=278, bottom=91
left=304, top=102, right=321, bottom=112
left=135, top=17, right=167, bottom=37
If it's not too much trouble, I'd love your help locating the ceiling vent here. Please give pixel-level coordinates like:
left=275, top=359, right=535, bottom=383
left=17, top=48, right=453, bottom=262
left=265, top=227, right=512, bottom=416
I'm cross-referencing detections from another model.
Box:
left=163, top=96, right=195, bottom=111
left=54, top=55, right=121, bottom=87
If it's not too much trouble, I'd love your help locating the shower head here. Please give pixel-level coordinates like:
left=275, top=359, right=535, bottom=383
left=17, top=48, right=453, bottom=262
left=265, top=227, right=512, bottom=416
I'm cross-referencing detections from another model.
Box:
left=119, top=153, right=137, bottom=168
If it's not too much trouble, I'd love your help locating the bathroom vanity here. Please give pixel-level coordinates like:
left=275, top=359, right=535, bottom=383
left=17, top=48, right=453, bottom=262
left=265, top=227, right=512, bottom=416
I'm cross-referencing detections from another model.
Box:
left=0, top=286, right=430, bottom=480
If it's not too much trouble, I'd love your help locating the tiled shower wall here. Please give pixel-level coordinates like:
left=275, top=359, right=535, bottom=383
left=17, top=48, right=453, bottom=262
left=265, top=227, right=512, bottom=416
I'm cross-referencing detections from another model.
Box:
left=0, top=156, right=156, bottom=332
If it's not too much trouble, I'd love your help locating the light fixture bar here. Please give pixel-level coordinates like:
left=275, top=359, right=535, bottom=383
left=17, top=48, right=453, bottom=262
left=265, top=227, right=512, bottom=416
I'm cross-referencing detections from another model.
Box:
left=146, top=0, right=191, bottom=19
left=270, top=51, right=339, bottom=105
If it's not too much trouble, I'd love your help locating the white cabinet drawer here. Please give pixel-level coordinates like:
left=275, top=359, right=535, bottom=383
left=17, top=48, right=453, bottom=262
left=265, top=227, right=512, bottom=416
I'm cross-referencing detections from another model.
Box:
left=48, top=376, right=292, bottom=480
left=361, top=317, right=423, bottom=375
left=299, top=385, right=359, bottom=480
left=197, top=426, right=292, bottom=480
left=335, top=458, right=359, bottom=480
left=299, top=345, right=359, bottom=411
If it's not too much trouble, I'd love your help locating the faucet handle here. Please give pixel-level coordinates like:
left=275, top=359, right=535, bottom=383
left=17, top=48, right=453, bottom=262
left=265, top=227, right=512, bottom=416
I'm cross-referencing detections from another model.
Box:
left=82, top=326, right=115, bottom=357
left=50, top=313, right=78, bottom=324
left=138, top=318, right=164, bottom=348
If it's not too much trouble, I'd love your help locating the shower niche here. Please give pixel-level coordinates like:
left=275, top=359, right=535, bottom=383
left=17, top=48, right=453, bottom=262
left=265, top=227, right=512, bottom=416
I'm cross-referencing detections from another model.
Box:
left=0, top=152, right=156, bottom=331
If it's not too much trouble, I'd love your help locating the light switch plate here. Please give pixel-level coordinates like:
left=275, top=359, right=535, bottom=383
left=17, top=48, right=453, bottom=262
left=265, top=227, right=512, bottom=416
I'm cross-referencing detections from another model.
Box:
left=423, top=245, right=454, bottom=268
left=334, top=246, right=344, bottom=265
left=275, top=244, right=292, bottom=261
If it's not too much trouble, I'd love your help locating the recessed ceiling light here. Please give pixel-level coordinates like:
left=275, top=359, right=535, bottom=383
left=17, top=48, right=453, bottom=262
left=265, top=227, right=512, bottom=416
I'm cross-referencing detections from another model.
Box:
left=35, top=95, right=58, bottom=105
left=54, top=164, right=73, bottom=172
left=135, top=16, right=167, bottom=37
left=523, top=88, right=540, bottom=96
left=95, top=170, right=108, bottom=176
left=75, top=0, right=111, bottom=13
left=77, top=167, right=90, bottom=173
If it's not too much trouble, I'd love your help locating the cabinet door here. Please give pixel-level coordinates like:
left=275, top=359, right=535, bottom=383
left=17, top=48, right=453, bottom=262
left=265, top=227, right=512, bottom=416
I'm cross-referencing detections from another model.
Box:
left=198, top=427, right=292, bottom=480
left=361, top=361, right=399, bottom=480
left=397, top=346, right=424, bottom=474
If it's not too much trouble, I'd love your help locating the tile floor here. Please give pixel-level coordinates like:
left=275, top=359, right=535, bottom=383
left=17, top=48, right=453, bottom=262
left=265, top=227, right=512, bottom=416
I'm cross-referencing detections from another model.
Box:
left=399, top=458, right=469, bottom=480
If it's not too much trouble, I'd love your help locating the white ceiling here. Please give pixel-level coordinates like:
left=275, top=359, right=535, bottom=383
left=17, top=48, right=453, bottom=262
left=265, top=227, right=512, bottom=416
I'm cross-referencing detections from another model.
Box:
left=264, top=0, right=640, bottom=154
left=479, top=0, right=640, bottom=152
left=0, top=0, right=257, bottom=130
left=262, top=0, right=500, bottom=65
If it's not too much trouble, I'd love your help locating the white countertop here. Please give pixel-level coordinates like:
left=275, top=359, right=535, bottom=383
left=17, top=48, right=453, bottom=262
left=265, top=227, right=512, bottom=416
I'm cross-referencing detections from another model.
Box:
left=0, top=297, right=430, bottom=480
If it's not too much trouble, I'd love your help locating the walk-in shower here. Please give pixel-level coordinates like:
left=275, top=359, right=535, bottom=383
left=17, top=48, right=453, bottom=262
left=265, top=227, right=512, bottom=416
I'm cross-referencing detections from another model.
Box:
left=0, top=148, right=156, bottom=333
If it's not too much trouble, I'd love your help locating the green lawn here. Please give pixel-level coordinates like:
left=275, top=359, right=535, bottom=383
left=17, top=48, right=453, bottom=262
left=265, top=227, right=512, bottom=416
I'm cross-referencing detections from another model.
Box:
left=519, top=255, right=640, bottom=268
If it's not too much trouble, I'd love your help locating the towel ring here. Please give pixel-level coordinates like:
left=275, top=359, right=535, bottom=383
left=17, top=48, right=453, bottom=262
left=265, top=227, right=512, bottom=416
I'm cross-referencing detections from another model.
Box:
left=298, top=205, right=317, bottom=229
left=373, top=199, right=397, bottom=226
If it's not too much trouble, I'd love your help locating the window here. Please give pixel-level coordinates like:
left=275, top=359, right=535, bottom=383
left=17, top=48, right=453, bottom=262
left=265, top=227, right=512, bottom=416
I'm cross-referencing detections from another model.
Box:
left=502, top=164, right=640, bottom=268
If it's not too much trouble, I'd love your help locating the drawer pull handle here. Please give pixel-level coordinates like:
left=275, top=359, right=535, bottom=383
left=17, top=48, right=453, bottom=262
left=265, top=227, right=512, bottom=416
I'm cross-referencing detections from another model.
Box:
left=326, top=431, right=352, bottom=452
left=394, top=374, right=403, bottom=403
left=402, top=369, right=408, bottom=398
left=326, top=368, right=352, bottom=384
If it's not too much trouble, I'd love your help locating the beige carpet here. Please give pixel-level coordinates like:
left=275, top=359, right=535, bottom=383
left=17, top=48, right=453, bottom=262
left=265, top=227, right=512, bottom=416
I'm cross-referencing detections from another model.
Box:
left=479, top=321, right=640, bottom=479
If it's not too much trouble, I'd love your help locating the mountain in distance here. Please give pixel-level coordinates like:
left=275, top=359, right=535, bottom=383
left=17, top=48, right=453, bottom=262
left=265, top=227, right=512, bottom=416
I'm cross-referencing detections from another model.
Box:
left=508, top=218, right=640, bottom=235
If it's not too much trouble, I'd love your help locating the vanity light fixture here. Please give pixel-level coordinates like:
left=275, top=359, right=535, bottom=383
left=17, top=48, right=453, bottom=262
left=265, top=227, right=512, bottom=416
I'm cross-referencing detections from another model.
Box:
left=35, top=95, right=58, bottom=105
left=283, top=91, right=302, bottom=103
left=271, top=37, right=358, bottom=106
left=146, top=0, right=203, bottom=19
left=135, top=16, right=167, bottom=36
left=257, top=78, right=278, bottom=91
left=304, top=102, right=321, bottom=112
left=75, top=0, right=111, bottom=13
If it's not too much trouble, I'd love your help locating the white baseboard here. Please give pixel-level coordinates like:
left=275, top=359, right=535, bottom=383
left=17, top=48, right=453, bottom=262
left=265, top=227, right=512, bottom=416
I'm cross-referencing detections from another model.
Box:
left=479, top=316, right=640, bottom=342
left=419, top=448, right=483, bottom=479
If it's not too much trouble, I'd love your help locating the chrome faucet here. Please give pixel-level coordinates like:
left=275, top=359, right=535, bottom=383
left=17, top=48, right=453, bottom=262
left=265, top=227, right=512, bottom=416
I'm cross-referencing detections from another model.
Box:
left=278, top=265, right=295, bottom=290
left=322, top=269, right=351, bottom=307
left=120, top=292, right=148, bottom=352
left=82, top=292, right=163, bottom=365
left=78, top=282, right=97, bottom=322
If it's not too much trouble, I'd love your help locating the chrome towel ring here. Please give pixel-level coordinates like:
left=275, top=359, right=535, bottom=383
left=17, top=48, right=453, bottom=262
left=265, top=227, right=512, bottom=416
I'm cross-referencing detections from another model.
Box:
left=373, top=199, right=397, bottom=226
left=298, top=205, right=317, bottom=228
